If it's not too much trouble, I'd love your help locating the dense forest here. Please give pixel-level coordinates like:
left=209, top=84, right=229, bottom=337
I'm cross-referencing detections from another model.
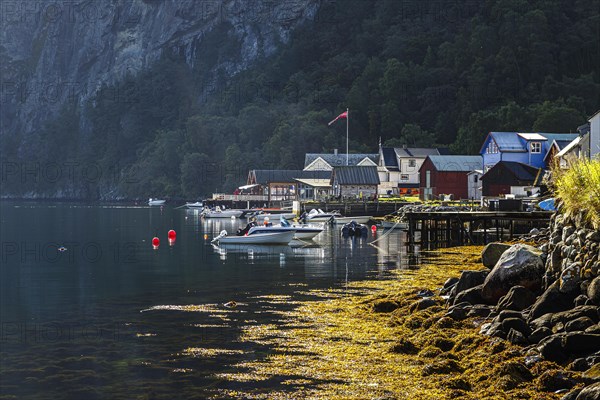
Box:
left=8, top=0, right=600, bottom=199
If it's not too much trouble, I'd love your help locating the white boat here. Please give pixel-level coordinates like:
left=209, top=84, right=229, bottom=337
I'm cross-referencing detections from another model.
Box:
left=333, top=216, right=373, bottom=225
left=250, top=212, right=297, bottom=222
left=185, top=201, right=204, bottom=209
left=211, top=230, right=295, bottom=245
left=202, top=206, right=245, bottom=218
left=380, top=220, right=408, bottom=230
left=304, top=209, right=341, bottom=223
left=247, top=223, right=323, bottom=240
left=148, top=198, right=166, bottom=206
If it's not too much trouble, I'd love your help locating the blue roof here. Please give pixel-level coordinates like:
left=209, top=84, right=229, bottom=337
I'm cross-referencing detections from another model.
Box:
left=480, top=132, right=579, bottom=154
left=426, top=155, right=482, bottom=172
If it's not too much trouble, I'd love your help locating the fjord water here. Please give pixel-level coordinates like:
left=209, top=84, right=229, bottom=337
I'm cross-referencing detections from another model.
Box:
left=0, top=203, right=413, bottom=399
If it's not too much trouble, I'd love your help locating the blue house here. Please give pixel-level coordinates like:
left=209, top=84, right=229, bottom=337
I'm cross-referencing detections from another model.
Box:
left=480, top=132, right=579, bottom=172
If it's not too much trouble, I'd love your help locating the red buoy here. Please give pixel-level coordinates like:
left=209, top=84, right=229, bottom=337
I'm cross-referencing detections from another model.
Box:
left=168, top=229, right=176, bottom=240
left=371, top=225, right=377, bottom=233
left=152, top=237, right=160, bottom=249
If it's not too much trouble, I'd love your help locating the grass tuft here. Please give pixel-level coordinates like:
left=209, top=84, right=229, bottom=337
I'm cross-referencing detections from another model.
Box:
left=552, top=158, right=600, bottom=227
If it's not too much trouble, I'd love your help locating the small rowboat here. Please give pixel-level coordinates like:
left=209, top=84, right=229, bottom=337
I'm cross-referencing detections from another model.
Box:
left=185, top=202, right=204, bottom=209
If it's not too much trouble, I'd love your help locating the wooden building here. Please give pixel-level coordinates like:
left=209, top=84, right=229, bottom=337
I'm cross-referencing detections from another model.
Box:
left=480, top=161, right=543, bottom=197
left=419, top=155, right=482, bottom=200
left=331, top=166, right=380, bottom=199
left=246, top=170, right=331, bottom=202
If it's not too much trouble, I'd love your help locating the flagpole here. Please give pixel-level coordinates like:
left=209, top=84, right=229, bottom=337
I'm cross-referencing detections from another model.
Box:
left=346, top=108, right=349, bottom=166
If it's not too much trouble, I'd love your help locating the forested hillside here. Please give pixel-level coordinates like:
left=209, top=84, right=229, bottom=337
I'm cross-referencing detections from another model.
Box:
left=4, top=0, right=599, bottom=199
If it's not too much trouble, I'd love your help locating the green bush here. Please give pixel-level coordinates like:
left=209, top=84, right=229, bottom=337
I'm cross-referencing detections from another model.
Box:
left=552, top=159, right=600, bottom=227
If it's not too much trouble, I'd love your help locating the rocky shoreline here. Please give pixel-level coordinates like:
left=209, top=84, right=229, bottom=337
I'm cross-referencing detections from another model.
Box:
left=432, top=213, right=600, bottom=399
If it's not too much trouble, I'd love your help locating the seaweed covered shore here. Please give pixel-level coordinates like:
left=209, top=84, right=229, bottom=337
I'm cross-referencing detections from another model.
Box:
left=213, top=243, right=597, bottom=399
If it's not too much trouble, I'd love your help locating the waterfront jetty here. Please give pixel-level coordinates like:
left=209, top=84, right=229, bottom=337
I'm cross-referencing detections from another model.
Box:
left=404, top=210, right=553, bottom=246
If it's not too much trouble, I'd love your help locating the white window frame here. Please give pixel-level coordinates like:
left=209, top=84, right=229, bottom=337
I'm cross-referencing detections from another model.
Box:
left=408, top=159, right=416, bottom=168
left=530, top=142, right=542, bottom=154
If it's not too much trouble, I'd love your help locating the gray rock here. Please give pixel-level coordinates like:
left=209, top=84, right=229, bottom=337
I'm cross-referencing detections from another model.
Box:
left=576, top=383, right=600, bottom=400
left=563, top=333, right=600, bottom=355
left=538, top=333, right=568, bottom=362
left=507, top=328, right=528, bottom=345
left=529, top=281, right=580, bottom=321
left=585, top=324, right=600, bottom=334
left=563, top=226, right=576, bottom=243
left=440, top=277, right=459, bottom=295
left=496, top=285, right=537, bottom=312
left=560, top=262, right=583, bottom=293
left=481, top=242, right=511, bottom=269
left=575, top=295, right=590, bottom=306
left=561, top=389, right=581, bottom=400
left=502, top=317, right=532, bottom=337
left=588, top=277, right=600, bottom=305
left=482, top=244, right=545, bottom=303
left=497, top=310, right=524, bottom=322
left=565, top=317, right=596, bottom=332
left=452, top=270, right=489, bottom=299
left=467, top=304, right=494, bottom=318
left=586, top=231, right=600, bottom=242
left=551, top=306, right=600, bottom=326
left=453, top=284, right=485, bottom=306
left=529, top=327, right=552, bottom=344
left=530, top=313, right=554, bottom=330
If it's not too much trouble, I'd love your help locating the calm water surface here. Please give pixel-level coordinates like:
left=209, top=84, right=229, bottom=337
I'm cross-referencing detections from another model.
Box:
left=0, top=202, right=418, bottom=399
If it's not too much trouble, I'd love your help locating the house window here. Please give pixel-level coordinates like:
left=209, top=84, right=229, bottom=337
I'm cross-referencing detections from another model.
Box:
left=408, top=159, right=416, bottom=168
left=487, top=141, right=498, bottom=154
left=530, top=142, right=542, bottom=153
left=400, top=174, right=409, bottom=180
left=473, top=175, right=478, bottom=182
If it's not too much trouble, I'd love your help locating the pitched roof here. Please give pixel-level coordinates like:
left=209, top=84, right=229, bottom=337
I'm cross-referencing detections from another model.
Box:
left=394, top=147, right=449, bottom=158
left=380, top=147, right=399, bottom=170
left=482, top=161, right=540, bottom=182
left=482, top=132, right=580, bottom=154
left=426, top=155, right=482, bottom=172
left=332, top=166, right=380, bottom=185
left=252, top=170, right=330, bottom=184
left=304, top=153, right=379, bottom=169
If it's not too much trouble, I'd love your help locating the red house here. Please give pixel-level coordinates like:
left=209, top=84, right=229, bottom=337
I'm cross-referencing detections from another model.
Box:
left=419, top=155, right=482, bottom=200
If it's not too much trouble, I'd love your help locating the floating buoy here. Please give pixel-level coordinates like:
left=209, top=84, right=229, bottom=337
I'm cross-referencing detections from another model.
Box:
left=371, top=225, right=377, bottom=233
left=168, top=229, right=176, bottom=240
left=203, top=234, right=208, bottom=240
left=152, top=237, right=160, bottom=249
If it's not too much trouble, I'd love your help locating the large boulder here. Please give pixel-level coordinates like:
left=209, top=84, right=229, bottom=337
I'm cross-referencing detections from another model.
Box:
left=529, top=281, right=580, bottom=321
left=452, top=270, right=489, bottom=297
left=576, top=383, right=600, bottom=400
left=481, top=242, right=511, bottom=269
left=481, top=244, right=545, bottom=303
left=588, top=277, right=600, bottom=305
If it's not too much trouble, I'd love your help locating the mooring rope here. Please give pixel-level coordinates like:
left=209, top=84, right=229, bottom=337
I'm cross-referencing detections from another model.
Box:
left=369, top=219, right=403, bottom=245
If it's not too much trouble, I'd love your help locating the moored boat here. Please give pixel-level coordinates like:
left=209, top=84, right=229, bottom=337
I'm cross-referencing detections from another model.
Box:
left=148, top=198, right=166, bottom=206
left=340, top=220, right=369, bottom=237
left=185, top=201, right=204, bottom=209
left=247, top=221, right=323, bottom=240
left=380, top=220, right=408, bottom=230
left=202, top=206, right=245, bottom=218
left=333, top=215, right=372, bottom=225
left=211, top=230, right=295, bottom=245
left=303, top=209, right=341, bottom=223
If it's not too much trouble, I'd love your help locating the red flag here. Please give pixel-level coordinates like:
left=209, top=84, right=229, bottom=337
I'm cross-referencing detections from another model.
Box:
left=328, top=111, right=348, bottom=126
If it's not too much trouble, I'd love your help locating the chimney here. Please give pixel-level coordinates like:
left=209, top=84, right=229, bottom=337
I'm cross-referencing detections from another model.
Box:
left=334, top=149, right=338, bottom=155
left=402, top=144, right=407, bottom=149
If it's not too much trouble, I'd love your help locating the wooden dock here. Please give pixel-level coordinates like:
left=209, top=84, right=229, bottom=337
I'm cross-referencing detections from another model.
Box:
left=404, top=211, right=552, bottom=246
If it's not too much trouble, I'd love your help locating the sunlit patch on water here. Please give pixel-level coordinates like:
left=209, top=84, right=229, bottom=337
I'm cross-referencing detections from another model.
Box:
left=180, top=347, right=247, bottom=358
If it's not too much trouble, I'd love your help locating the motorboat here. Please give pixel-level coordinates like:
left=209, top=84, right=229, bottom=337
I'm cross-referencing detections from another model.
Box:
left=333, top=215, right=372, bottom=225
left=302, top=209, right=341, bottom=223
left=247, top=211, right=297, bottom=222
left=246, top=216, right=323, bottom=240
left=340, top=221, right=369, bottom=237
left=148, top=198, right=166, bottom=206
left=185, top=201, right=204, bottom=209
left=202, top=206, right=245, bottom=218
left=211, top=230, right=295, bottom=245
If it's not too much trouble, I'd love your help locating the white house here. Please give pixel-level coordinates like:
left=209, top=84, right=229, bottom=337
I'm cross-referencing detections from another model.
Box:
left=378, top=145, right=449, bottom=195
left=467, top=170, right=483, bottom=200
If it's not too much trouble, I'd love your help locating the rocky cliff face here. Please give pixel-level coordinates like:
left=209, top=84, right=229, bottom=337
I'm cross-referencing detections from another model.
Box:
left=1, top=0, right=319, bottom=153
